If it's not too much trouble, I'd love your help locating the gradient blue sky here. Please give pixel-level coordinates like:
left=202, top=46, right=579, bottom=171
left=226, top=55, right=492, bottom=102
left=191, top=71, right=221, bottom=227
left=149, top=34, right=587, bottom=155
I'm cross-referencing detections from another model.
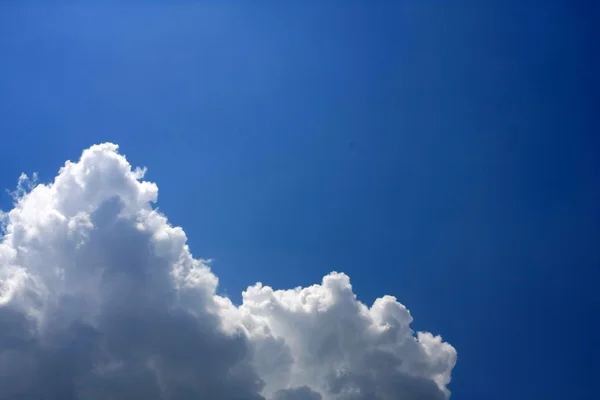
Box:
left=1, top=2, right=598, bottom=399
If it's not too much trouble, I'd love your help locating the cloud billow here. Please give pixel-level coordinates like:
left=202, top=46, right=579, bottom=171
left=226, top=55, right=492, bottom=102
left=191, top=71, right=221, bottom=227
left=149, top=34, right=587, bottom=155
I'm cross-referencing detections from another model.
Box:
left=0, top=143, right=456, bottom=399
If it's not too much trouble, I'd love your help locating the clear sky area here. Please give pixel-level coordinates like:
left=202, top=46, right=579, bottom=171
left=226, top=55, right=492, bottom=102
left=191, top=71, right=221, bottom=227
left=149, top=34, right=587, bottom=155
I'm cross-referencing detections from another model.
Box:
left=0, top=2, right=598, bottom=399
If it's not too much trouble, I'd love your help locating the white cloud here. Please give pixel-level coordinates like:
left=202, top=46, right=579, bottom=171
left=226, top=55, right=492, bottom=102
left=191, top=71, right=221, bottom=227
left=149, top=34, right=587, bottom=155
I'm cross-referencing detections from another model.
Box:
left=0, top=143, right=456, bottom=399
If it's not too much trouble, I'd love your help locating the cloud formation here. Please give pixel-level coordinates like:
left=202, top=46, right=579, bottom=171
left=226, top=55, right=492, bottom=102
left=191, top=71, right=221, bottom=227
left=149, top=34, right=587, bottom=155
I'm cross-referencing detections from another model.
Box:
left=0, top=143, right=456, bottom=399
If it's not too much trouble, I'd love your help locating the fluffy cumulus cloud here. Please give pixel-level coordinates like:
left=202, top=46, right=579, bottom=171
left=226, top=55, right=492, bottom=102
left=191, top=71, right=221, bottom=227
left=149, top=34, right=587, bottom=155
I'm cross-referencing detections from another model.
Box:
left=0, top=143, right=456, bottom=399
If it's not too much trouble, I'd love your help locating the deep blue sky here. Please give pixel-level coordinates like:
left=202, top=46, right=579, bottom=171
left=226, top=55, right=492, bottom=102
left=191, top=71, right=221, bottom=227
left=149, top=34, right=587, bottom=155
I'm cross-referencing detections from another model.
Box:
left=1, top=2, right=598, bottom=399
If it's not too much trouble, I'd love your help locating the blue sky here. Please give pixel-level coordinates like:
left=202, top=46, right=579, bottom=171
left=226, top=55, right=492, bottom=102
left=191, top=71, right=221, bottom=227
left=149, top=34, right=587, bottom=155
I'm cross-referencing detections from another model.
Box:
left=0, top=2, right=598, bottom=399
